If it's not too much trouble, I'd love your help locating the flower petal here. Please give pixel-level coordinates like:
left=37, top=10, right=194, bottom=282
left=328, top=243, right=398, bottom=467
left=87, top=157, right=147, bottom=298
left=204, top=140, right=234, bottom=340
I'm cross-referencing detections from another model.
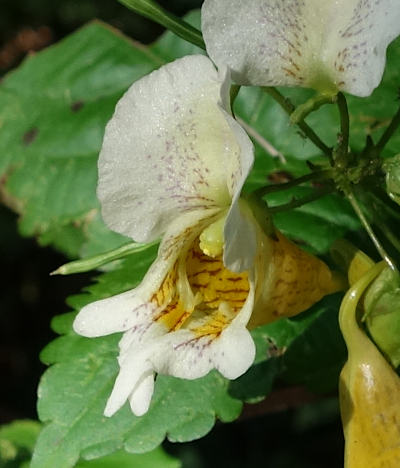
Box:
left=87, top=231, right=256, bottom=417
left=202, top=0, right=400, bottom=96
left=148, top=279, right=256, bottom=381
left=104, top=358, right=154, bottom=417
left=128, top=370, right=155, bottom=417
left=73, top=289, right=156, bottom=338
left=73, top=210, right=217, bottom=338
left=211, top=83, right=257, bottom=274
left=105, top=299, right=256, bottom=417
left=220, top=111, right=257, bottom=273
left=223, top=200, right=257, bottom=273
left=98, top=54, right=242, bottom=243
left=249, top=231, right=345, bottom=328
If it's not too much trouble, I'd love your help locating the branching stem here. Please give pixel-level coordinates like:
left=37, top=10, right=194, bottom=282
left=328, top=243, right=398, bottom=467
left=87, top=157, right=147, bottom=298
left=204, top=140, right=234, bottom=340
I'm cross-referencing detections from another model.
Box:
left=254, top=170, right=330, bottom=198
left=375, top=105, right=400, bottom=154
left=336, top=92, right=350, bottom=159
left=268, top=186, right=333, bottom=214
left=263, top=87, right=332, bottom=158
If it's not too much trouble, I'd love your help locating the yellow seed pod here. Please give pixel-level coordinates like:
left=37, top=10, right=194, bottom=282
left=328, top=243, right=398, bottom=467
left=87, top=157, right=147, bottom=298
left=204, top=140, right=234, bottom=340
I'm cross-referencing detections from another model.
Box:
left=249, top=231, right=345, bottom=328
left=339, top=262, right=400, bottom=468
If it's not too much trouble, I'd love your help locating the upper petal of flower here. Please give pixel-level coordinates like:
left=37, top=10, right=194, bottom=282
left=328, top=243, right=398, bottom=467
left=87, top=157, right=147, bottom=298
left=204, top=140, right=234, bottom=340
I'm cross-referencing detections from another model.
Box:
left=222, top=114, right=257, bottom=273
left=202, top=0, right=400, bottom=96
left=98, top=54, right=249, bottom=243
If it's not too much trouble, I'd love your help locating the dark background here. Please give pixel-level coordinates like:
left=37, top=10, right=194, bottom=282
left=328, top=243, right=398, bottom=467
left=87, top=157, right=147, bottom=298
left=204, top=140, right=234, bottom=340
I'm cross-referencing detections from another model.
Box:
left=0, top=1, right=343, bottom=466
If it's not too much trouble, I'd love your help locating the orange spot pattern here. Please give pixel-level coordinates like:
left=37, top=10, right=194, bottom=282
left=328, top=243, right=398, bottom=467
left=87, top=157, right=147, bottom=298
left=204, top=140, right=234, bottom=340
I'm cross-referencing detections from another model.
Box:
left=151, top=262, right=191, bottom=332
left=186, top=241, right=249, bottom=312
left=151, top=239, right=250, bottom=338
left=191, top=311, right=230, bottom=339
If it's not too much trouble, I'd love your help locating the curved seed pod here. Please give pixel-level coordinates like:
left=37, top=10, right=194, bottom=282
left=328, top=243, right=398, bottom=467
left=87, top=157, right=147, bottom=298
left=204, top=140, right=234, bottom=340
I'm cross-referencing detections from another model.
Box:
left=336, top=241, right=400, bottom=369
left=339, top=263, right=400, bottom=468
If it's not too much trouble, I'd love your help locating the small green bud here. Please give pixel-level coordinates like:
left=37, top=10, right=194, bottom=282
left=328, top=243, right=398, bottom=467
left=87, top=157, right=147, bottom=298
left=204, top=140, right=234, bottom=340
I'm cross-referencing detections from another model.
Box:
left=384, top=154, right=400, bottom=205
left=51, top=241, right=156, bottom=275
left=365, top=267, right=400, bottom=368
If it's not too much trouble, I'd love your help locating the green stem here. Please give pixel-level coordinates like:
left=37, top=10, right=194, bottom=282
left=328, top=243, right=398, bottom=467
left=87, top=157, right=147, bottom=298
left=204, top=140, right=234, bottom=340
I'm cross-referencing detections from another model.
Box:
left=51, top=241, right=157, bottom=275
left=377, top=222, right=400, bottom=255
left=364, top=190, right=400, bottom=254
left=254, top=170, right=330, bottom=198
left=369, top=186, right=400, bottom=221
left=118, top=0, right=205, bottom=50
left=346, top=189, right=396, bottom=271
left=268, top=186, right=333, bottom=214
left=235, top=117, right=286, bottom=163
left=263, top=87, right=332, bottom=158
left=336, top=92, right=350, bottom=159
left=290, top=92, right=336, bottom=125
left=375, top=105, right=400, bottom=154
left=371, top=205, right=400, bottom=254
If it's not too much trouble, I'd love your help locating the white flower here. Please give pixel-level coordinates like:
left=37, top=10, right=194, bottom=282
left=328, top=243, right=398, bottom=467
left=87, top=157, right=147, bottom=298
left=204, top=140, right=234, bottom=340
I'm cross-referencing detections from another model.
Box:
left=73, top=54, right=343, bottom=418
left=201, top=0, right=400, bottom=97
left=73, top=55, right=261, bottom=417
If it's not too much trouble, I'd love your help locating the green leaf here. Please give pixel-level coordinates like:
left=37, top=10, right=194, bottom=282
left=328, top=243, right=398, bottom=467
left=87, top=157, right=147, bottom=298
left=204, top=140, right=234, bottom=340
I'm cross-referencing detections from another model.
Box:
left=32, top=250, right=241, bottom=468
left=265, top=186, right=361, bottom=253
left=0, top=14, right=206, bottom=260
left=0, top=420, right=41, bottom=467
left=0, top=21, right=162, bottom=258
left=0, top=420, right=179, bottom=468
left=281, top=294, right=347, bottom=393
left=76, top=447, right=180, bottom=468
left=230, top=294, right=344, bottom=402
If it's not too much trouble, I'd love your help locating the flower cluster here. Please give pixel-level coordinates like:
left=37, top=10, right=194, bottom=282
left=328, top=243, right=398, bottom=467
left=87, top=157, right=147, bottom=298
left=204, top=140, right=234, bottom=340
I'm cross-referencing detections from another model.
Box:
left=74, top=55, right=341, bottom=417
left=73, top=0, right=400, bottom=440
